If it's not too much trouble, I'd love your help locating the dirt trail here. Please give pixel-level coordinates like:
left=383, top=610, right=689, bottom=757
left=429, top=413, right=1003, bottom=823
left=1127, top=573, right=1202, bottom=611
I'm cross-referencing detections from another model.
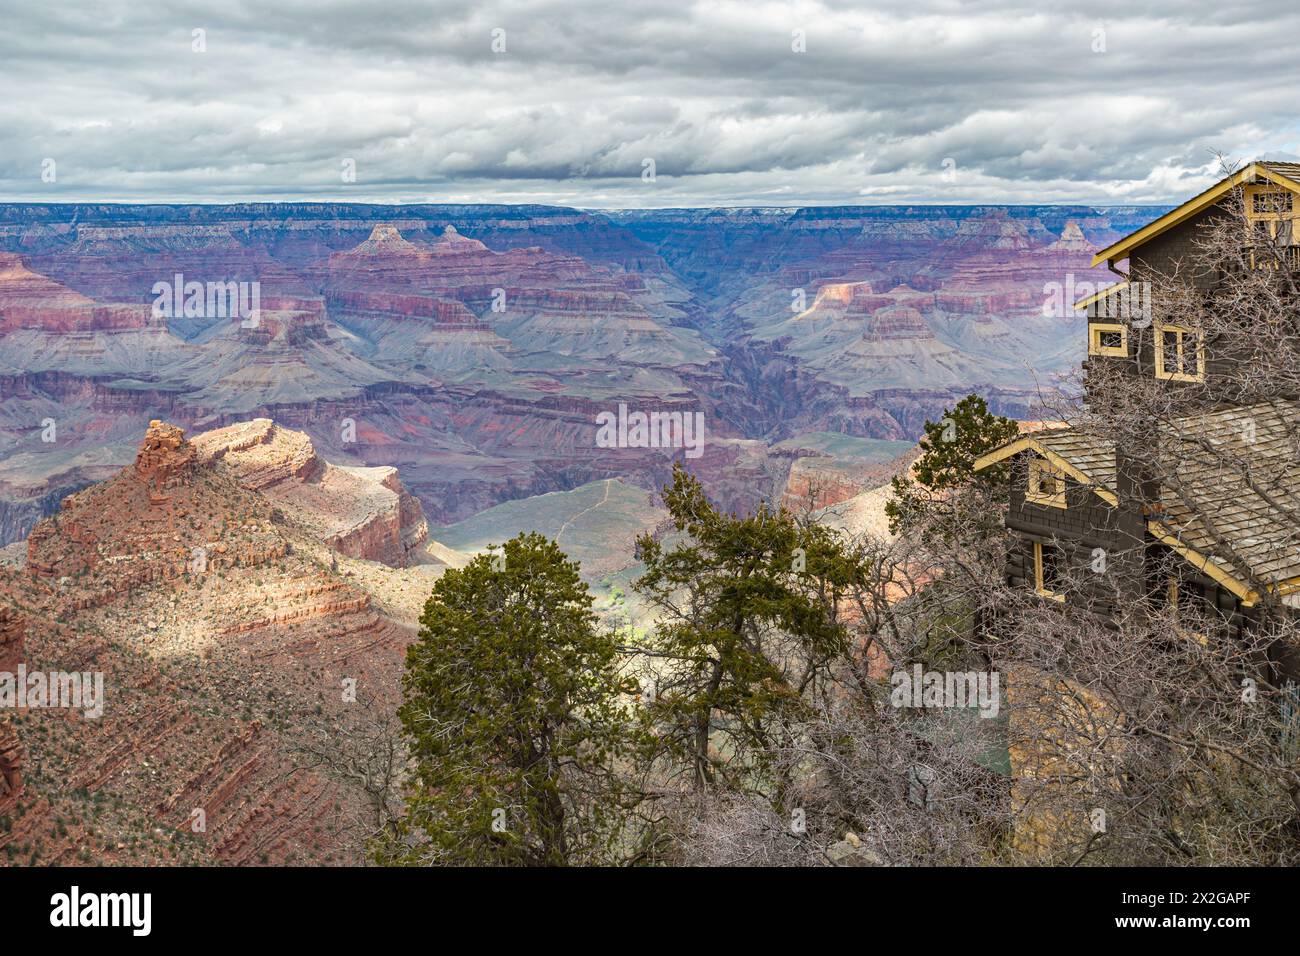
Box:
left=555, top=478, right=613, bottom=544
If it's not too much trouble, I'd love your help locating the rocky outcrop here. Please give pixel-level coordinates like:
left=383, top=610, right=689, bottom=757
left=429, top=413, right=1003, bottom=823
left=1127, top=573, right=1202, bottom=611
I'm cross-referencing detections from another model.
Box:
left=324, top=290, right=483, bottom=328
left=934, top=287, right=1034, bottom=314
left=135, top=420, right=196, bottom=491
left=861, top=305, right=931, bottom=342
left=193, top=418, right=317, bottom=489
left=428, top=224, right=489, bottom=254
left=1045, top=220, right=1093, bottom=254
left=0, top=253, right=155, bottom=334
left=940, top=212, right=1036, bottom=252
left=25, top=420, right=290, bottom=596
left=775, top=432, right=917, bottom=511
left=0, top=604, right=24, bottom=810
left=192, top=418, right=429, bottom=567
left=345, top=223, right=426, bottom=258
left=0, top=412, right=424, bottom=865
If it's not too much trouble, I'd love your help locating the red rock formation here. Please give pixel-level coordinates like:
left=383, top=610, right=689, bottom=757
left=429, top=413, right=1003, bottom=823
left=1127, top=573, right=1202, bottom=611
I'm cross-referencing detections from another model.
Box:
left=0, top=252, right=154, bottom=332
left=193, top=418, right=317, bottom=489
left=0, top=604, right=24, bottom=809
left=0, top=414, right=422, bottom=864
left=861, top=305, right=931, bottom=341
left=192, top=418, right=429, bottom=567
left=1046, top=220, right=1094, bottom=254
left=934, top=288, right=1035, bottom=314
left=25, top=420, right=289, bottom=599
left=135, top=420, right=196, bottom=492
left=324, top=290, right=483, bottom=328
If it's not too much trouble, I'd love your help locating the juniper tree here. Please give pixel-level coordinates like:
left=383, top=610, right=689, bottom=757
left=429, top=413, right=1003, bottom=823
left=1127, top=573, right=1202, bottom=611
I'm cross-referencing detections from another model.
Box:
left=885, top=393, right=1019, bottom=538
left=880, top=395, right=1019, bottom=665
left=378, top=532, right=655, bottom=866
left=632, top=464, right=849, bottom=797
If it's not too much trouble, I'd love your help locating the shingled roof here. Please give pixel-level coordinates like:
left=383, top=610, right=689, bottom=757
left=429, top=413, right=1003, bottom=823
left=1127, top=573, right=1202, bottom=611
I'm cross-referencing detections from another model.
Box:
left=1155, top=401, right=1300, bottom=591
left=973, top=429, right=1117, bottom=506
left=974, top=400, right=1300, bottom=604
left=1258, top=160, right=1300, bottom=184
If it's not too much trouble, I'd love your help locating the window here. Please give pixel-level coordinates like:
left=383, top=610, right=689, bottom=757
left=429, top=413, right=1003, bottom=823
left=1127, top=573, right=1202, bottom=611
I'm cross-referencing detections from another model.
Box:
left=1027, top=456, right=1067, bottom=508
left=1251, top=216, right=1293, bottom=254
left=1088, top=322, right=1128, bottom=358
left=1154, top=324, right=1204, bottom=382
left=1247, top=186, right=1297, bottom=269
left=1034, top=542, right=1066, bottom=602
left=1252, top=189, right=1293, bottom=216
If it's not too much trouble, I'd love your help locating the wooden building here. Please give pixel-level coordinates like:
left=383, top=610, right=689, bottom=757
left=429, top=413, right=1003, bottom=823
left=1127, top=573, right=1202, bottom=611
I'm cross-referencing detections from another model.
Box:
left=974, top=162, right=1300, bottom=638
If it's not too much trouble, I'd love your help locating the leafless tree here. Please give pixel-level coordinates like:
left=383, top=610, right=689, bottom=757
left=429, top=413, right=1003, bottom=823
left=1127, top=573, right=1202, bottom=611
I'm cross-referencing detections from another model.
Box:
left=290, top=694, right=409, bottom=860
left=1004, top=163, right=1300, bottom=862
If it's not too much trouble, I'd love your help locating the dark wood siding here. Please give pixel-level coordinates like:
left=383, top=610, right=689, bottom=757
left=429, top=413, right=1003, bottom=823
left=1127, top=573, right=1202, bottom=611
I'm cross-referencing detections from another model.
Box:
left=1084, top=203, right=1277, bottom=407
left=1004, top=453, right=1126, bottom=615
left=1131, top=205, right=1234, bottom=290
left=1001, top=453, right=1254, bottom=630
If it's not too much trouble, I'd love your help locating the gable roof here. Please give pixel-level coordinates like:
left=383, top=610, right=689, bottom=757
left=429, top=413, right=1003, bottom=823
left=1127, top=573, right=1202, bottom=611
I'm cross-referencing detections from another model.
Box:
left=1091, top=161, right=1300, bottom=269
left=974, top=401, right=1300, bottom=606
left=974, top=430, right=1117, bottom=505
left=1073, top=280, right=1127, bottom=313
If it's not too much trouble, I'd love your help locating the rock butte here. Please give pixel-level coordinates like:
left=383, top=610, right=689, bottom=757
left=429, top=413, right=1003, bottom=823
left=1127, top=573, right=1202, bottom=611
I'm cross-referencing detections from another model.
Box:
left=0, top=416, right=446, bottom=864
left=0, top=204, right=1153, bottom=546
left=192, top=418, right=428, bottom=568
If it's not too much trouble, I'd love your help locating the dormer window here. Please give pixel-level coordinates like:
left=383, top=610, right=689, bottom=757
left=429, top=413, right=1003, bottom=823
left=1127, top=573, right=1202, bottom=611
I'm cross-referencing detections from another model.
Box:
left=1154, top=324, right=1205, bottom=382
left=1247, top=186, right=1297, bottom=269
left=1088, top=322, right=1128, bottom=357
left=1027, top=456, right=1067, bottom=509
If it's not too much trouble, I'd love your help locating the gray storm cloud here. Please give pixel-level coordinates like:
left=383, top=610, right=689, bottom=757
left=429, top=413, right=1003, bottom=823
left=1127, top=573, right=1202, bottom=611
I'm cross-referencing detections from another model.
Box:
left=1, top=0, right=1297, bottom=206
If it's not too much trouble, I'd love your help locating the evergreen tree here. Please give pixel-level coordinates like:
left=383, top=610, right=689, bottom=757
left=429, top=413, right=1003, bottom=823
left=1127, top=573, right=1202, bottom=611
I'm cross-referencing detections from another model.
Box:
left=885, top=394, right=1019, bottom=536
left=378, top=532, right=652, bottom=866
left=633, top=465, right=848, bottom=795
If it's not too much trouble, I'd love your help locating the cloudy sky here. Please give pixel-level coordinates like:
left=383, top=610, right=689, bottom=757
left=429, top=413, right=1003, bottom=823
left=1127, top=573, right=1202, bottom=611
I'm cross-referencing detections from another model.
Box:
left=2, top=0, right=1298, bottom=207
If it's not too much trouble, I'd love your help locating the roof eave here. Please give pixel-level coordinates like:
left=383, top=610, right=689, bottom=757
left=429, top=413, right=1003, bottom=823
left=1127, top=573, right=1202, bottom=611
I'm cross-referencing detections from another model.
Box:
left=1090, top=162, right=1300, bottom=268
left=973, top=436, right=1118, bottom=507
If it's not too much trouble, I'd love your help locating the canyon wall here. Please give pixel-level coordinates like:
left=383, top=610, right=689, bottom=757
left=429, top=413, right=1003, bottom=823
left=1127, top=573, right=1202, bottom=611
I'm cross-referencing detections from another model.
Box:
left=0, top=417, right=433, bottom=864
left=0, top=202, right=1163, bottom=543
left=0, top=604, right=23, bottom=811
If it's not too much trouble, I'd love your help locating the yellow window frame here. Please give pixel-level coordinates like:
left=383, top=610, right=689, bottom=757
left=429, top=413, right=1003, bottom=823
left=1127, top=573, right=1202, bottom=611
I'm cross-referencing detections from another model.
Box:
left=1167, top=576, right=1211, bottom=646
left=1088, top=322, right=1128, bottom=358
left=1033, top=541, right=1066, bottom=602
left=1026, top=456, right=1067, bottom=509
left=1245, top=185, right=1296, bottom=269
left=1154, top=324, right=1205, bottom=382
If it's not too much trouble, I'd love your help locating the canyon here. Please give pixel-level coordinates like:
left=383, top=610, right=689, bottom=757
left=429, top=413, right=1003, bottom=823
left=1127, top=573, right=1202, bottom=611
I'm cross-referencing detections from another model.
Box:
left=0, top=201, right=1163, bottom=865
left=0, top=202, right=1158, bottom=546
left=0, top=411, right=916, bottom=866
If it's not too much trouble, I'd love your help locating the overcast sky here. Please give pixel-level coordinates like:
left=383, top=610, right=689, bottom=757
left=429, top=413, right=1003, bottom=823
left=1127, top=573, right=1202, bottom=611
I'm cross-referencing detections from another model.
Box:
left=2, top=0, right=1297, bottom=208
